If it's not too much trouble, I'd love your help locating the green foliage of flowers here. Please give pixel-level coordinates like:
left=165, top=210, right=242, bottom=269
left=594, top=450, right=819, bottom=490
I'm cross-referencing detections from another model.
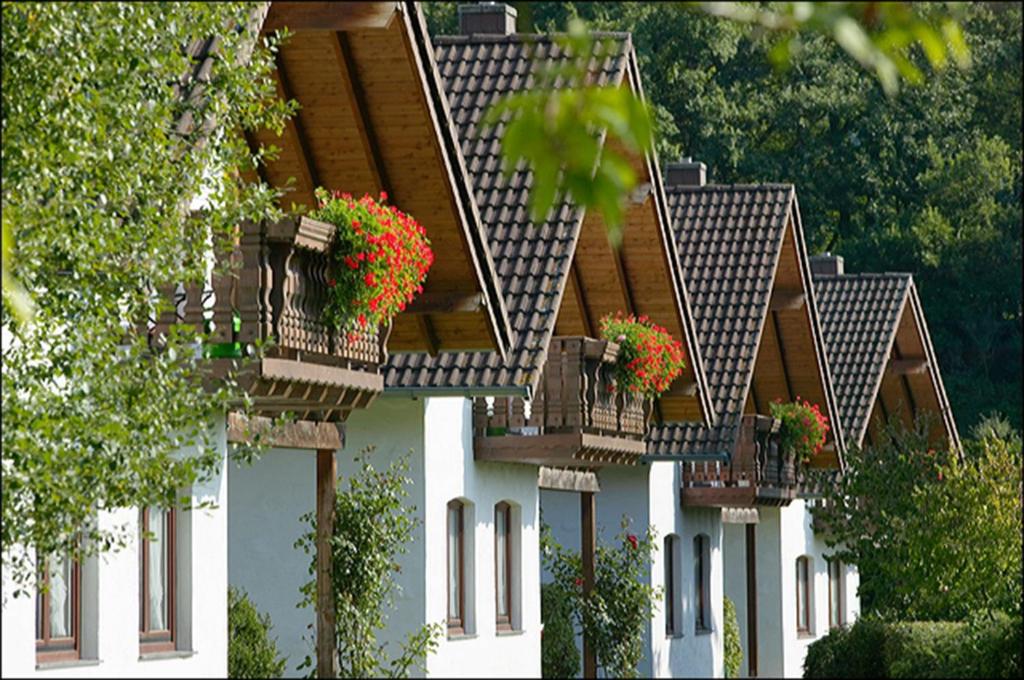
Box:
left=295, top=449, right=441, bottom=678
left=723, top=596, right=743, bottom=677
left=600, top=312, right=686, bottom=397
left=813, top=415, right=1023, bottom=621
left=769, top=398, right=830, bottom=464
left=308, top=188, right=433, bottom=333
left=2, top=2, right=294, bottom=593
left=228, top=586, right=287, bottom=679
left=541, top=582, right=581, bottom=678
left=541, top=517, right=662, bottom=678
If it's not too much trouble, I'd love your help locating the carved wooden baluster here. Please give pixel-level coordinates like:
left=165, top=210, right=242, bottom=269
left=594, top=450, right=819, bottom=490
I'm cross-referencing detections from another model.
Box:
left=527, top=384, right=545, bottom=432
left=492, top=395, right=509, bottom=430
left=546, top=340, right=565, bottom=429
left=510, top=396, right=526, bottom=429
left=237, top=223, right=264, bottom=347
left=472, top=398, right=489, bottom=437
left=564, top=338, right=583, bottom=429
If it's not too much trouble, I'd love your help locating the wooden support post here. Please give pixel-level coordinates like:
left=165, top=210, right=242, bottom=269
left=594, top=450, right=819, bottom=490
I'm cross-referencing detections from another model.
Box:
left=581, top=491, right=597, bottom=678
left=746, top=523, right=758, bottom=677
left=316, top=448, right=337, bottom=678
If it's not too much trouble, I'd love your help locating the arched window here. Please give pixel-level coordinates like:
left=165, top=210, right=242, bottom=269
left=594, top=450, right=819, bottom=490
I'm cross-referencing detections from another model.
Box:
left=796, top=556, right=812, bottom=634
left=694, top=534, right=711, bottom=633
left=140, top=507, right=176, bottom=653
left=664, top=535, right=680, bottom=636
left=447, top=499, right=466, bottom=634
left=494, top=502, right=512, bottom=630
left=828, top=558, right=844, bottom=629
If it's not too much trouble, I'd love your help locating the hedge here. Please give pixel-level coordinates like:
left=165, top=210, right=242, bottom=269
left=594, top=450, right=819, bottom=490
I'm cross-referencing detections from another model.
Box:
left=804, top=613, right=1022, bottom=679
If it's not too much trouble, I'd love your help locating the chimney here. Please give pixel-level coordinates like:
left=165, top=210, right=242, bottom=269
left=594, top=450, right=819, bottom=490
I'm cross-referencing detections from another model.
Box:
left=665, top=157, right=706, bottom=187
left=810, top=253, right=845, bottom=277
left=458, top=2, right=517, bottom=36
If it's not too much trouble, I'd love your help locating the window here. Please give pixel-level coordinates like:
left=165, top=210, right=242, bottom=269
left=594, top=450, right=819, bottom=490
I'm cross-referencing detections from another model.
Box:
left=36, top=550, right=80, bottom=663
left=796, top=556, right=811, bottom=634
left=447, top=500, right=465, bottom=634
left=664, top=535, right=680, bottom=636
left=140, top=507, right=176, bottom=653
left=828, top=559, right=844, bottom=629
left=494, top=502, right=512, bottom=630
left=694, top=534, right=711, bottom=633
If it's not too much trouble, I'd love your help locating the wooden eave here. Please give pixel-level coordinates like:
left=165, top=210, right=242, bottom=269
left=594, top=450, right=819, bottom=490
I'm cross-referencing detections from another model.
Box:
left=743, top=193, right=847, bottom=469
left=862, top=281, right=961, bottom=454
left=244, top=1, right=511, bottom=359
left=552, top=48, right=713, bottom=427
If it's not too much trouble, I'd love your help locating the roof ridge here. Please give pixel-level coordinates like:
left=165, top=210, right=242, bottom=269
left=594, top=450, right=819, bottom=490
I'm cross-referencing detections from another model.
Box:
left=816, top=271, right=914, bottom=280
left=433, top=31, right=633, bottom=45
left=666, top=182, right=795, bottom=192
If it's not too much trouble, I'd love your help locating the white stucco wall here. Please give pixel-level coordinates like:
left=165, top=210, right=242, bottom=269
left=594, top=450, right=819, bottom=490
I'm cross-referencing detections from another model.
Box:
left=2, top=423, right=229, bottom=678
left=541, top=462, right=723, bottom=678
left=723, top=500, right=860, bottom=678
left=230, top=395, right=541, bottom=678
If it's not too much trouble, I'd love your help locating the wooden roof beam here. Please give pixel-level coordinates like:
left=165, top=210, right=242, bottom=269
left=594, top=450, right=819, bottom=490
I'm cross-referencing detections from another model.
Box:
left=263, top=2, right=398, bottom=33
left=769, top=289, right=806, bottom=311
left=889, top=357, right=929, bottom=375
left=273, top=54, right=320, bottom=198
left=571, top=263, right=596, bottom=339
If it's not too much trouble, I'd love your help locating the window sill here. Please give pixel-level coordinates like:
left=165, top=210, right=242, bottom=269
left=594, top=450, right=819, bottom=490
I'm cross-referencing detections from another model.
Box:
left=496, top=628, right=525, bottom=637
left=797, top=632, right=816, bottom=640
left=665, top=632, right=685, bottom=639
left=695, top=627, right=714, bottom=636
left=37, top=659, right=101, bottom=671
left=446, top=632, right=479, bottom=641
left=139, top=650, right=195, bottom=662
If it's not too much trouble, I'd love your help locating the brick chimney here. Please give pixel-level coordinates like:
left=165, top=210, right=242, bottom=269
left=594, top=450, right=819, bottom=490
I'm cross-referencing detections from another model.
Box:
left=810, top=253, right=845, bottom=276
left=458, top=2, right=517, bottom=36
left=664, top=157, right=706, bottom=187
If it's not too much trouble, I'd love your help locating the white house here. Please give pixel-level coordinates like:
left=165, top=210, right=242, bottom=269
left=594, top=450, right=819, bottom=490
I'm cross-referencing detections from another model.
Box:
left=647, top=162, right=854, bottom=678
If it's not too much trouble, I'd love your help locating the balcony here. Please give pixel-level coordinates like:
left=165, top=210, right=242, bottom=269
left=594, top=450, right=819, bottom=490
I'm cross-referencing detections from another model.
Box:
left=472, top=337, right=653, bottom=467
left=681, top=415, right=800, bottom=507
left=151, top=216, right=386, bottom=422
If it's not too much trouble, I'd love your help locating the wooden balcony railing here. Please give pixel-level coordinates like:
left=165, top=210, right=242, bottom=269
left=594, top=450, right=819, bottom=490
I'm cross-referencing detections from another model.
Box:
left=681, top=414, right=801, bottom=507
left=473, top=336, right=653, bottom=467
left=150, top=216, right=386, bottom=422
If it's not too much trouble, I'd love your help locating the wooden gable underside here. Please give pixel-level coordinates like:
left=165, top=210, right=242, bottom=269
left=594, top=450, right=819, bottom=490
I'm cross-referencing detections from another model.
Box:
left=863, top=285, right=960, bottom=452
left=745, top=212, right=845, bottom=468
left=243, top=1, right=510, bottom=357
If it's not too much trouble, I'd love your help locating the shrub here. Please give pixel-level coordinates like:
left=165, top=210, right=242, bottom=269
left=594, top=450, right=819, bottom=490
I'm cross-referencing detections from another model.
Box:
left=884, top=620, right=964, bottom=678
left=803, top=614, right=1023, bottom=678
left=803, top=617, right=888, bottom=678
left=723, top=596, right=743, bottom=678
left=228, top=586, right=287, bottom=679
left=541, top=582, right=580, bottom=678
left=599, top=312, right=686, bottom=397
left=309, top=188, right=433, bottom=332
left=769, top=398, right=830, bottom=464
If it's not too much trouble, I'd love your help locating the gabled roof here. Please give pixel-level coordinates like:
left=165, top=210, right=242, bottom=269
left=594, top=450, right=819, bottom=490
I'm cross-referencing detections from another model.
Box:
left=814, top=272, right=960, bottom=451
left=241, top=1, right=512, bottom=357
left=648, top=184, right=845, bottom=464
left=385, top=31, right=713, bottom=423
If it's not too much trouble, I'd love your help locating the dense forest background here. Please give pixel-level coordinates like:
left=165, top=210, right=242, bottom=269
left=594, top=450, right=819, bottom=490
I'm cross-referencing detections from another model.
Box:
left=424, top=2, right=1023, bottom=433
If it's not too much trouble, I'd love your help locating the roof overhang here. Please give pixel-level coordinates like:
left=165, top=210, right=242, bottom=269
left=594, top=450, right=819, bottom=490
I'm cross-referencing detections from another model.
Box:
left=245, top=1, right=512, bottom=358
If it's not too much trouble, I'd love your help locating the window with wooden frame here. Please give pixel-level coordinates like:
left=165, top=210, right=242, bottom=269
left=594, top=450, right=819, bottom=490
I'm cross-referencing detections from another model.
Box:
left=139, top=507, right=176, bottom=654
left=828, top=558, right=844, bottom=629
left=796, top=556, right=811, bottom=634
left=447, top=499, right=465, bottom=635
left=36, top=549, right=80, bottom=663
left=694, top=534, right=711, bottom=633
left=494, top=502, right=513, bottom=631
left=664, top=535, right=679, bottom=636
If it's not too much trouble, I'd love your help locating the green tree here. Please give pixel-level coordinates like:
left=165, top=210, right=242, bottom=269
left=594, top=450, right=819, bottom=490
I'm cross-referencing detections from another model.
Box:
left=295, top=449, right=442, bottom=678
left=813, top=416, right=1023, bottom=620
left=228, top=586, right=287, bottom=679
left=2, top=3, right=293, bottom=591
